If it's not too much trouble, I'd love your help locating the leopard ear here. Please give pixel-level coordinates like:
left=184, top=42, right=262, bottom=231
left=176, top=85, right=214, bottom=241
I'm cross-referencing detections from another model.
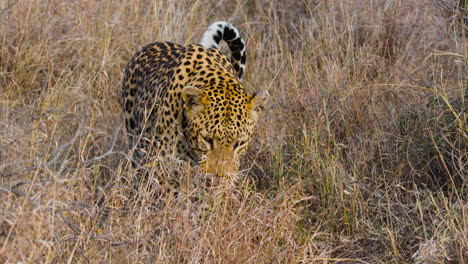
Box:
left=181, top=86, right=208, bottom=112
left=248, top=90, right=269, bottom=121
left=249, top=90, right=269, bottom=112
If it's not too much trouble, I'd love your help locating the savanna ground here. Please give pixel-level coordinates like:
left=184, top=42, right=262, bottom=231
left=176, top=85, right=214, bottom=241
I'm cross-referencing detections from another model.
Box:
left=0, top=0, right=467, bottom=263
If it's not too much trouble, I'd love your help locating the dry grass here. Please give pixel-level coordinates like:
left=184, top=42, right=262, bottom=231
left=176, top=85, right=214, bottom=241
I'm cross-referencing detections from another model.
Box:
left=0, top=0, right=467, bottom=263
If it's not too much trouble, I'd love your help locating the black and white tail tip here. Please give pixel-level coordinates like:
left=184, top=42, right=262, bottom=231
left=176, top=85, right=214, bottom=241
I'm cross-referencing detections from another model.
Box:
left=200, top=21, right=246, bottom=80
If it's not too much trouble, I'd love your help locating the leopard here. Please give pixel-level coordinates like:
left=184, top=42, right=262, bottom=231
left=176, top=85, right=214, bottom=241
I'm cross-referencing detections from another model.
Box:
left=122, top=21, right=269, bottom=176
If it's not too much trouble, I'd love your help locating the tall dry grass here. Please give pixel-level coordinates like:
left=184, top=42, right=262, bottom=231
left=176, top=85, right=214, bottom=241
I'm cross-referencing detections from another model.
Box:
left=0, top=0, right=466, bottom=263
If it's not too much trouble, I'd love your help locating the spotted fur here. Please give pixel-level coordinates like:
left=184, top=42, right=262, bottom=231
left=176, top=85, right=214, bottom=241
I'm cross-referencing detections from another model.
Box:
left=122, top=22, right=269, bottom=176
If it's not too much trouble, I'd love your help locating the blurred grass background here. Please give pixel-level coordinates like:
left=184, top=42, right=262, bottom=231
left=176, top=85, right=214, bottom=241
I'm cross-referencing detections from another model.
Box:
left=0, top=0, right=466, bottom=263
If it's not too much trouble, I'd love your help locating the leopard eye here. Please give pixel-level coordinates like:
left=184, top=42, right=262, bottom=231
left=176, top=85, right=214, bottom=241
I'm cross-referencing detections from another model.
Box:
left=234, top=140, right=247, bottom=150
left=202, top=136, right=214, bottom=149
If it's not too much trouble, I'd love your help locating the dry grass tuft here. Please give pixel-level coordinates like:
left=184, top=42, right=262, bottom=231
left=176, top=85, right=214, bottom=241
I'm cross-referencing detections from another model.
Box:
left=1, top=0, right=466, bottom=263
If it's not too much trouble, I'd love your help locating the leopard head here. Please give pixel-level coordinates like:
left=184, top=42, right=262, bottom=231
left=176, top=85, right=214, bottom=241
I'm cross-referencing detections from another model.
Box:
left=181, top=84, right=268, bottom=176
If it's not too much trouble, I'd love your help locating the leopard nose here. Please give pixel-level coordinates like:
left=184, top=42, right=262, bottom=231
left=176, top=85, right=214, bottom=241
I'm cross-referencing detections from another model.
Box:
left=202, top=159, right=237, bottom=176
left=214, top=160, right=237, bottom=176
